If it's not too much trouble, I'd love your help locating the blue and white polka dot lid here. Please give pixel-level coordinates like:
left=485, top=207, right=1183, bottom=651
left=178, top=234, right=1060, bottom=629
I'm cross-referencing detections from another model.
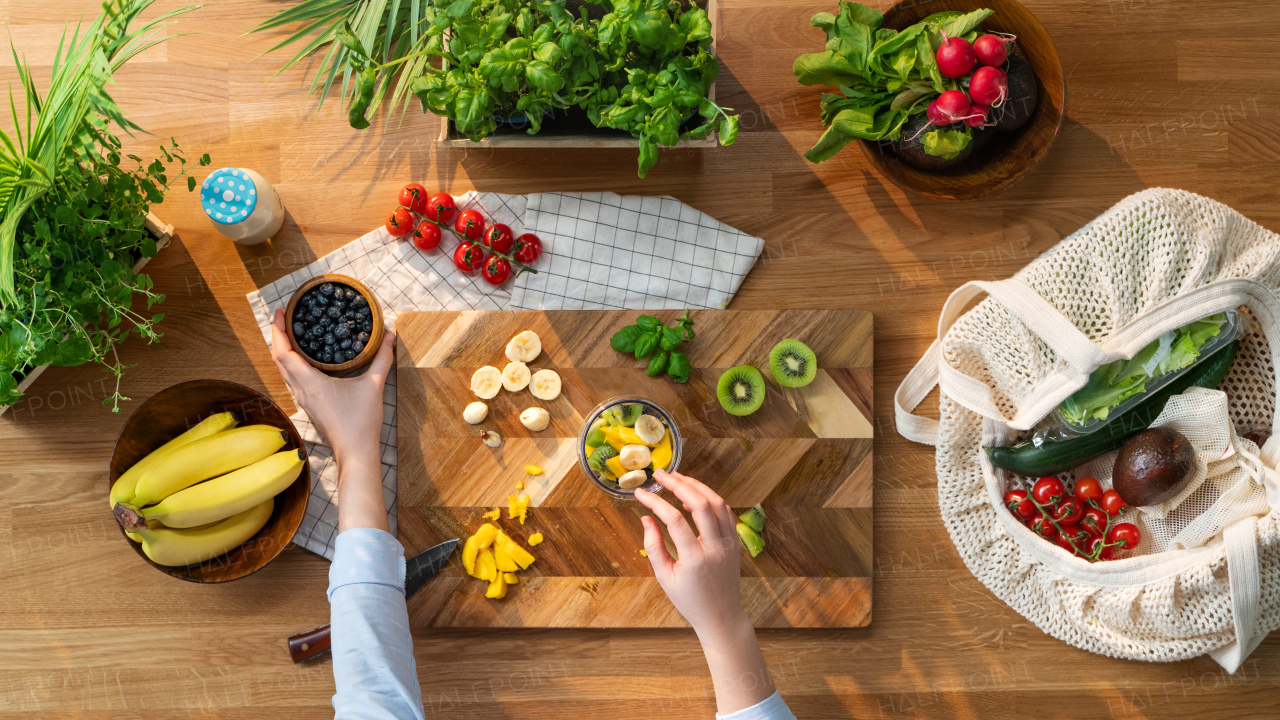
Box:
left=201, top=168, right=258, bottom=224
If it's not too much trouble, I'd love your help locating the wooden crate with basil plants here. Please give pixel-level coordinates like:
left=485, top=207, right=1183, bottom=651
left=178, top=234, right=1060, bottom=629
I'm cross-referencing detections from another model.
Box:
left=0, top=0, right=210, bottom=416
left=253, top=0, right=737, bottom=178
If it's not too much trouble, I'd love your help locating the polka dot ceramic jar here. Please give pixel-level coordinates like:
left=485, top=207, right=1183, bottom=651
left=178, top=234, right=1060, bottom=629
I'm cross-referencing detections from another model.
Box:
left=201, top=168, right=285, bottom=245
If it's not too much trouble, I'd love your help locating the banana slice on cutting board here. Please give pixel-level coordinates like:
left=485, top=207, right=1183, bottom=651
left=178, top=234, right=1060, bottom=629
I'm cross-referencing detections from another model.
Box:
left=520, top=407, right=551, bottom=432
left=505, top=331, right=542, bottom=363
left=470, top=366, right=503, bottom=399
left=502, top=361, right=531, bottom=392
left=529, top=369, right=562, bottom=401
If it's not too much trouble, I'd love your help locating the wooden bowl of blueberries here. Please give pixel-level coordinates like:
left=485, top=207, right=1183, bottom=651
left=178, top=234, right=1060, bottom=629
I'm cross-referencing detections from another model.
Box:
left=284, top=274, right=384, bottom=373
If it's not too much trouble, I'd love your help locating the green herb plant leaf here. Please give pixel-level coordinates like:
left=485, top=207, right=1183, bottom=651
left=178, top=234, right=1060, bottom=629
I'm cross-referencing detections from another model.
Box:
left=610, top=310, right=696, bottom=383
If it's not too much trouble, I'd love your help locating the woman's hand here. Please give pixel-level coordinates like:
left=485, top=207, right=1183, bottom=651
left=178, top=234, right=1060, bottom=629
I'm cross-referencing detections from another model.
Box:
left=270, top=308, right=394, bottom=532
left=635, top=470, right=777, bottom=716
left=634, top=469, right=747, bottom=637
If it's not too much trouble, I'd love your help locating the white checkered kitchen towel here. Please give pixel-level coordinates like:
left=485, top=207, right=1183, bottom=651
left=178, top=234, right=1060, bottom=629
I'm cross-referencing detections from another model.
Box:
left=247, top=191, right=764, bottom=559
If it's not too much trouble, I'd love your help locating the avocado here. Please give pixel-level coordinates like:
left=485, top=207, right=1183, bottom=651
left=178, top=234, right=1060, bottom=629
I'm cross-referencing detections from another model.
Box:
left=1112, top=427, right=1196, bottom=507
left=992, top=55, right=1038, bottom=132
left=891, top=114, right=973, bottom=170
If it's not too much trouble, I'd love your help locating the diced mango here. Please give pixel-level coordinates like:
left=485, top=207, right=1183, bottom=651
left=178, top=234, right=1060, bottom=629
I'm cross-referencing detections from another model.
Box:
left=473, top=523, right=498, bottom=549
left=504, top=572, right=519, bottom=584
left=650, top=432, right=672, bottom=470
left=485, top=572, right=507, bottom=599
left=516, top=481, right=524, bottom=491
left=601, top=426, right=645, bottom=451
left=497, top=531, right=536, bottom=569
left=482, top=508, right=501, bottom=521
left=475, top=547, right=497, bottom=582
left=527, top=532, right=544, bottom=546
left=507, top=493, right=530, bottom=524
left=494, top=544, right=520, bottom=572
left=585, top=445, right=597, bottom=457
left=462, top=535, right=479, bottom=576
left=525, top=465, right=542, bottom=475
left=640, top=549, right=647, bottom=557
left=605, top=455, right=626, bottom=477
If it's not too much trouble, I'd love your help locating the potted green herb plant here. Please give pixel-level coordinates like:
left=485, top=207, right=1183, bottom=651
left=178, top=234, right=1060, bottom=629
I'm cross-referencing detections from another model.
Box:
left=0, top=0, right=209, bottom=413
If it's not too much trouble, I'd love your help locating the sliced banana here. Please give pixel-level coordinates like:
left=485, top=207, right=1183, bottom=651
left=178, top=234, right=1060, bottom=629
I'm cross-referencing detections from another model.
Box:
left=502, top=361, right=531, bottom=392
left=520, top=407, right=551, bottom=432
left=618, top=469, right=649, bottom=489
left=619, top=444, right=652, bottom=471
left=505, top=330, right=542, bottom=363
left=530, top=369, right=562, bottom=401
left=470, top=366, right=502, bottom=399
left=634, top=415, right=665, bottom=445
left=463, top=401, right=489, bottom=424
left=481, top=430, right=503, bottom=448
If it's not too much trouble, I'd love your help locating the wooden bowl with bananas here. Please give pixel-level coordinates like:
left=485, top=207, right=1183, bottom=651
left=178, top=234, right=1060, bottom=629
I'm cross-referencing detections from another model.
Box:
left=108, top=379, right=309, bottom=583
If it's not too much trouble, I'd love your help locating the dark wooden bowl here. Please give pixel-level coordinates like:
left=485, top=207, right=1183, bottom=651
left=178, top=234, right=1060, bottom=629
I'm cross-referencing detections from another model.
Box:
left=109, top=379, right=310, bottom=583
left=857, top=0, right=1065, bottom=202
left=284, top=274, right=385, bottom=374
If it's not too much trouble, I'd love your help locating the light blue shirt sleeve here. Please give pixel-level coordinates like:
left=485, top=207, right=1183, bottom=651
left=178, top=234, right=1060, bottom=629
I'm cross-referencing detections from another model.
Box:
left=328, top=527, right=426, bottom=720
left=717, top=691, right=797, bottom=720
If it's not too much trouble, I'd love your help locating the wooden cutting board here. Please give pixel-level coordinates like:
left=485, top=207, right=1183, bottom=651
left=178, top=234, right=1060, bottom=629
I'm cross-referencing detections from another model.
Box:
left=396, top=309, right=873, bottom=628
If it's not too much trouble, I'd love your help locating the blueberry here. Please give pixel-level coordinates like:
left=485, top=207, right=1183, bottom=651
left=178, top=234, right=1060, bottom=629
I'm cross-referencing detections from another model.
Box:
left=344, top=349, right=356, bottom=361
left=327, top=306, right=340, bottom=319
left=361, top=320, right=372, bottom=332
left=291, top=322, right=304, bottom=337
left=357, top=331, right=370, bottom=343
left=315, top=293, right=329, bottom=307
left=309, top=340, right=321, bottom=351
left=332, top=300, right=346, bottom=312
left=335, top=325, right=350, bottom=339
left=320, top=283, right=334, bottom=296
left=344, top=289, right=356, bottom=301
left=351, top=340, right=365, bottom=353
left=340, top=339, right=352, bottom=350
left=356, top=307, right=370, bottom=318
left=322, top=353, right=334, bottom=364
left=352, top=295, right=367, bottom=308
left=309, top=306, right=323, bottom=320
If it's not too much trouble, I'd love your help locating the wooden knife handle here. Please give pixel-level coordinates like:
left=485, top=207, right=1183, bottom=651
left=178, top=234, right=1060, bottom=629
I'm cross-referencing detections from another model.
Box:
left=287, top=624, right=332, bottom=663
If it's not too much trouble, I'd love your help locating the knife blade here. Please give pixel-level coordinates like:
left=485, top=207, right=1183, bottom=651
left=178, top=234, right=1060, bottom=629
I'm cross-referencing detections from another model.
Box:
left=286, top=538, right=459, bottom=663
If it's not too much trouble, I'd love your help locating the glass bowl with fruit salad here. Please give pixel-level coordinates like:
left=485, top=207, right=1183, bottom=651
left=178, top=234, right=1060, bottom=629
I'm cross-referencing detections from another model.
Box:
left=578, top=396, right=681, bottom=498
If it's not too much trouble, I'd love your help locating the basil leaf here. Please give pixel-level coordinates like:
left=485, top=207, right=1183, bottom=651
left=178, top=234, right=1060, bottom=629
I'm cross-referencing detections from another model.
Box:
left=611, top=325, right=641, bottom=353
left=660, top=325, right=682, bottom=352
left=647, top=350, right=669, bottom=376
left=636, top=315, right=660, bottom=331
left=634, top=331, right=659, bottom=360
left=667, top=352, right=690, bottom=383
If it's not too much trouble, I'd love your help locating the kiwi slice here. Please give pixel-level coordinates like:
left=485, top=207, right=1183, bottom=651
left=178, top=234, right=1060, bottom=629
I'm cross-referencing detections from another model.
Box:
left=716, top=365, right=766, bottom=416
left=588, top=444, right=619, bottom=473
left=736, top=522, right=765, bottom=557
left=614, top=403, right=643, bottom=427
left=768, top=339, right=817, bottom=388
left=585, top=425, right=607, bottom=447
left=738, top=504, right=766, bottom=534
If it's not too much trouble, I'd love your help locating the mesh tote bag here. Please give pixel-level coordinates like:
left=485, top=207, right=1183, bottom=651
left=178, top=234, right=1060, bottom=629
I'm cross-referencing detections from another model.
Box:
left=894, top=188, right=1280, bottom=671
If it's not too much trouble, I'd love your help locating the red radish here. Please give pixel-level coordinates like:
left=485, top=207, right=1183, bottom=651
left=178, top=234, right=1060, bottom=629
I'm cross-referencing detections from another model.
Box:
left=926, top=99, right=949, bottom=126
left=935, top=33, right=977, bottom=78
left=934, top=90, right=972, bottom=124
left=969, top=66, right=1008, bottom=106
left=972, top=34, right=1011, bottom=67
left=965, top=103, right=990, bottom=127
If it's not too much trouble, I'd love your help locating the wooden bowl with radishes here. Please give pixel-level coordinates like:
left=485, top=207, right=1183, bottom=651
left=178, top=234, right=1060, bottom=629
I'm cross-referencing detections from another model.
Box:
left=859, top=0, right=1064, bottom=202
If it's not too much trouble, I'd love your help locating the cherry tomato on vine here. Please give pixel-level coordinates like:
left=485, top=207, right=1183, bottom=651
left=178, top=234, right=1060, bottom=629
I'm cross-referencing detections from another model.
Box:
left=1073, top=477, right=1103, bottom=504
left=1028, top=515, right=1057, bottom=542
left=481, top=256, right=511, bottom=285
left=1031, top=476, right=1067, bottom=506
left=1052, top=496, right=1085, bottom=525
left=454, top=209, right=485, bottom=240
left=385, top=207, right=414, bottom=238
left=1059, top=523, right=1090, bottom=546
left=1004, top=489, right=1036, bottom=521
left=399, top=183, right=428, bottom=215
left=1106, top=522, right=1141, bottom=550
left=1081, top=507, right=1108, bottom=537
left=412, top=221, right=441, bottom=251
left=425, top=193, right=456, bottom=224
left=1087, top=536, right=1115, bottom=561
left=513, top=233, right=542, bottom=264
left=482, top=223, right=514, bottom=254
left=453, top=241, right=485, bottom=273
left=1055, top=531, right=1081, bottom=554
left=1100, top=489, right=1128, bottom=516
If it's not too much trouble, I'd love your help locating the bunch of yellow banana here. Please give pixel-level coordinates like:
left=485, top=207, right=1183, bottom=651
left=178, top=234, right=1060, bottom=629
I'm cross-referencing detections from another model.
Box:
left=110, top=412, right=304, bottom=567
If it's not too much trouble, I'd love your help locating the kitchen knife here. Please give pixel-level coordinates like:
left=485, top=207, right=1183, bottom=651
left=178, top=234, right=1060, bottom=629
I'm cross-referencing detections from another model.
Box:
left=286, top=538, right=459, bottom=663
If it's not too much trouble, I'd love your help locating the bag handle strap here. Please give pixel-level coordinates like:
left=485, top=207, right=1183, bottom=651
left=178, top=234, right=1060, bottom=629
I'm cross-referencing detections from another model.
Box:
left=896, top=278, right=1108, bottom=442
left=1209, top=516, right=1263, bottom=673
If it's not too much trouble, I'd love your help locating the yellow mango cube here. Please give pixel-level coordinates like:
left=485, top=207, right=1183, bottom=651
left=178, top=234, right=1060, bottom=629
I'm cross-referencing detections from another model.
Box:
left=528, top=532, right=544, bottom=546
left=504, top=572, right=519, bottom=584
left=601, top=426, right=645, bottom=451
left=507, top=493, right=530, bottom=524
left=475, top=547, right=497, bottom=582
left=494, top=544, right=519, bottom=572
left=497, top=531, right=536, bottom=569
left=462, top=535, right=479, bottom=576
left=524, top=465, right=543, bottom=475
left=650, top=432, right=672, bottom=470
left=482, top=508, right=501, bottom=521
left=605, top=455, right=626, bottom=478
left=485, top=572, right=507, bottom=599
left=473, top=523, right=498, bottom=549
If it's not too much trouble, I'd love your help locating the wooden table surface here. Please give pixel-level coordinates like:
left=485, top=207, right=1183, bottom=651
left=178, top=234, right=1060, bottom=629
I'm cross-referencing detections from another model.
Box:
left=1, top=0, right=1278, bottom=717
